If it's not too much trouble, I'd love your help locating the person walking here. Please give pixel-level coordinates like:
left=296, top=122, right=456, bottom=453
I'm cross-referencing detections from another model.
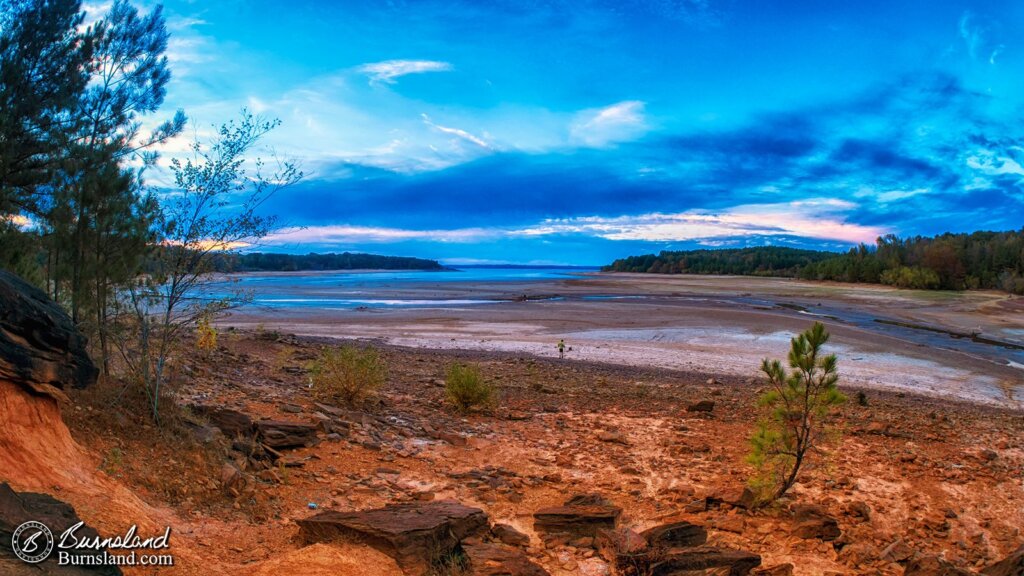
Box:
left=557, top=339, right=566, bottom=359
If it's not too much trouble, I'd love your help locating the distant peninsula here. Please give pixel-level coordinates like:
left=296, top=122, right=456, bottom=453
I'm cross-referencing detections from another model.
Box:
left=603, top=229, right=1024, bottom=294
left=214, top=252, right=446, bottom=272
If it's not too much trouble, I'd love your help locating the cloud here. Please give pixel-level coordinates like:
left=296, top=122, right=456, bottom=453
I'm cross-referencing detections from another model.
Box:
left=356, top=59, right=453, bottom=85
left=959, top=11, right=1005, bottom=64
left=261, top=198, right=885, bottom=248
left=570, top=101, right=647, bottom=146
left=421, top=114, right=491, bottom=149
left=263, top=225, right=499, bottom=245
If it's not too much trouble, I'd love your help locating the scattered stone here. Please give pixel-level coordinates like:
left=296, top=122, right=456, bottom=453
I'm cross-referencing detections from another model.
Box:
left=792, top=504, right=841, bottom=541
left=279, top=403, right=303, bottom=414
left=296, top=500, right=488, bottom=575
left=686, top=400, right=715, bottom=413
left=904, top=555, right=975, bottom=576
left=220, top=463, right=245, bottom=491
left=881, top=538, right=915, bottom=563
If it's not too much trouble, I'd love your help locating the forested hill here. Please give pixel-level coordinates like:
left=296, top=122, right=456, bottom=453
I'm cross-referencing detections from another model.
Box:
left=604, top=247, right=836, bottom=277
left=213, top=252, right=445, bottom=272
left=603, top=229, right=1024, bottom=294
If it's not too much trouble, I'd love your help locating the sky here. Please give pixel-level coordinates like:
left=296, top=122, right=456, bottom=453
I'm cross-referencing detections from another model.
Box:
left=119, top=0, right=1024, bottom=264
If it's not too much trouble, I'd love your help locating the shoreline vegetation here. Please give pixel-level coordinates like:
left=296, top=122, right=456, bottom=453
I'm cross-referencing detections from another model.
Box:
left=209, top=251, right=446, bottom=272
left=604, top=228, right=1024, bottom=294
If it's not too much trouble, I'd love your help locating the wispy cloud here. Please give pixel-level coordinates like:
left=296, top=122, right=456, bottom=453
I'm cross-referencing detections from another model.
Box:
left=516, top=200, right=887, bottom=244
left=570, top=100, right=647, bottom=147
left=356, top=59, right=453, bottom=85
left=421, top=114, right=491, bottom=149
left=959, top=11, right=1005, bottom=64
left=261, top=199, right=886, bottom=248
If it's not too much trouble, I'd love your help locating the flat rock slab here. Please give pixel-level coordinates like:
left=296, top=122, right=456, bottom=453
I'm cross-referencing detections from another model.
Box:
left=641, top=521, right=708, bottom=549
left=256, top=420, right=319, bottom=449
left=190, top=405, right=254, bottom=438
left=649, top=546, right=761, bottom=576
left=792, top=504, right=841, bottom=541
left=296, top=500, right=488, bottom=575
left=462, top=541, right=550, bottom=576
left=534, top=494, right=621, bottom=537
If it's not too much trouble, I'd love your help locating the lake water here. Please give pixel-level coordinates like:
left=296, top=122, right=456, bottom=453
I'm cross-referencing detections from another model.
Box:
left=205, top=266, right=596, bottom=309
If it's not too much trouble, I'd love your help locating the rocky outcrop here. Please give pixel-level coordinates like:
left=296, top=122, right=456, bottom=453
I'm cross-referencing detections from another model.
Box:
left=983, top=544, right=1024, bottom=576
left=649, top=546, right=762, bottom=576
left=0, top=483, right=121, bottom=575
left=256, top=419, right=319, bottom=449
left=296, top=500, right=489, bottom=575
left=533, top=494, right=622, bottom=537
left=641, top=521, right=708, bottom=549
left=602, top=518, right=760, bottom=576
left=0, top=270, right=97, bottom=400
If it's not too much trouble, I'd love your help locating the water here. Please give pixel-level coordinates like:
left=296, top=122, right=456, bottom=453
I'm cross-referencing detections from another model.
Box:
left=204, top=266, right=596, bottom=309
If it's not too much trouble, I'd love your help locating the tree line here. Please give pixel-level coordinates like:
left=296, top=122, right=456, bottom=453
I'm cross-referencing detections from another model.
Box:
left=604, top=229, right=1024, bottom=294
left=0, top=0, right=302, bottom=422
left=212, top=252, right=445, bottom=272
left=604, top=247, right=837, bottom=277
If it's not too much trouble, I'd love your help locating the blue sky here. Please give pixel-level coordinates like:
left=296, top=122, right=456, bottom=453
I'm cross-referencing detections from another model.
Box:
left=128, top=0, right=1024, bottom=264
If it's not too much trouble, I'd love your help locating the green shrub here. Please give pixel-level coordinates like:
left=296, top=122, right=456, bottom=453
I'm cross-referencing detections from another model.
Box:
left=445, top=363, right=495, bottom=413
left=309, top=345, right=387, bottom=406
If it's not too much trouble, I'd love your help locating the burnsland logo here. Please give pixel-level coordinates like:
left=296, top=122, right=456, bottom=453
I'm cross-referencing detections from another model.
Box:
left=11, top=521, right=174, bottom=567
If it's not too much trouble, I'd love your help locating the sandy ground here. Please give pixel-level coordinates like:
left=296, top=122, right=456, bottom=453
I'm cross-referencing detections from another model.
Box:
left=220, top=273, right=1024, bottom=408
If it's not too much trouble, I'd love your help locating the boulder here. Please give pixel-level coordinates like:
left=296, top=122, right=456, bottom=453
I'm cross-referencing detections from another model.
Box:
left=792, top=504, right=841, bottom=541
left=296, top=500, right=488, bottom=575
left=256, top=420, right=319, bottom=449
left=640, top=521, right=708, bottom=549
left=904, top=555, right=976, bottom=576
left=462, top=541, right=549, bottom=576
left=649, top=546, right=761, bottom=576
left=534, top=494, right=621, bottom=537
left=983, top=544, right=1024, bottom=576
left=753, top=565, right=794, bottom=576
left=0, top=483, right=121, bottom=575
left=686, top=400, right=715, bottom=413
left=190, top=405, right=254, bottom=438
left=491, top=523, right=530, bottom=547
left=0, top=270, right=97, bottom=400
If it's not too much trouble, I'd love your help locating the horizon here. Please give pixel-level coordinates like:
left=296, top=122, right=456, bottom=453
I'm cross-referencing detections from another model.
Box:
left=142, top=0, right=1024, bottom=265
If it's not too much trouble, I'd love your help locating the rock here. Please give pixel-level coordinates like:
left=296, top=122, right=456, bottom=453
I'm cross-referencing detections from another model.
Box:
left=640, top=521, right=708, bottom=548
left=0, top=269, right=98, bottom=400
left=881, top=538, right=915, bottom=563
left=295, top=500, right=488, bottom=575
left=220, top=463, right=245, bottom=491
left=596, top=430, right=629, bottom=445
left=847, top=501, right=872, bottom=520
left=905, top=555, right=976, bottom=576
left=982, top=544, right=1024, bottom=576
left=462, top=541, right=550, bottom=576
left=534, top=495, right=621, bottom=538
left=279, top=403, right=303, bottom=414
left=191, top=405, right=254, bottom=438
left=713, top=516, right=746, bottom=534
left=256, top=420, right=319, bottom=449
left=686, top=400, right=715, bottom=413
left=792, top=504, right=841, bottom=541
left=649, top=546, right=761, bottom=576
left=596, top=527, right=648, bottom=557
left=0, top=483, right=122, bottom=575
left=492, top=523, right=530, bottom=547
left=753, top=565, right=794, bottom=576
